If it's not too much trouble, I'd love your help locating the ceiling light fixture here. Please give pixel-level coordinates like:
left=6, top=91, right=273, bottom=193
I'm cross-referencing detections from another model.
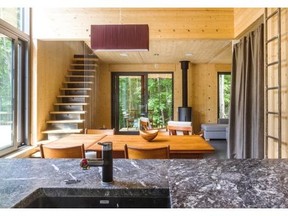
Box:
left=120, top=53, right=128, bottom=57
left=91, top=24, right=149, bottom=51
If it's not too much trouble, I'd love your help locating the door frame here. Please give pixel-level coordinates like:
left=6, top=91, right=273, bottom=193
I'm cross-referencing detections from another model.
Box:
left=111, top=71, right=174, bottom=135
left=217, top=71, right=231, bottom=119
left=0, top=26, right=30, bottom=156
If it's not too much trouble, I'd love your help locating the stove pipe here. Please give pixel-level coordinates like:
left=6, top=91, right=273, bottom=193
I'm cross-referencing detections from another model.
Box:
left=178, top=61, right=192, bottom=121
left=180, top=61, right=189, bottom=107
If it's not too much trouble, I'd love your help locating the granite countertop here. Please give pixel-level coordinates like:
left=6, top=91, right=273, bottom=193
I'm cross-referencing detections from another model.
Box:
left=1, top=158, right=288, bottom=208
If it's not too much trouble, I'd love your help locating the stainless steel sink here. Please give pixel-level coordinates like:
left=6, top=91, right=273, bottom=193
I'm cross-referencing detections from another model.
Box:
left=14, top=188, right=171, bottom=208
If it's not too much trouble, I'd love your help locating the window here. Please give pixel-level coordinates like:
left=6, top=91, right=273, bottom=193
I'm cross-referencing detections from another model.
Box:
left=0, top=8, right=29, bottom=157
left=218, top=72, right=231, bottom=119
left=0, top=8, right=30, bottom=34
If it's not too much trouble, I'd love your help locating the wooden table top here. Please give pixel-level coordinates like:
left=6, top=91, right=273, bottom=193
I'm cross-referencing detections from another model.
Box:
left=87, top=134, right=215, bottom=154
left=45, top=134, right=107, bottom=149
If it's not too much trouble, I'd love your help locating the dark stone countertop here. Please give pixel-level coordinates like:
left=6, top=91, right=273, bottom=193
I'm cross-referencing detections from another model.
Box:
left=1, top=158, right=288, bottom=208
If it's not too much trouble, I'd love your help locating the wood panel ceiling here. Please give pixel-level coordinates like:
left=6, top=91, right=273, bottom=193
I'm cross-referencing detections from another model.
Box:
left=88, top=39, right=232, bottom=64
left=32, top=8, right=234, bottom=64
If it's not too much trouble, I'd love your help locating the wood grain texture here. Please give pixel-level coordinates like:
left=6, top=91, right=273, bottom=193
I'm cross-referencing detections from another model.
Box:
left=33, top=41, right=91, bottom=142
left=87, top=134, right=215, bottom=159
left=234, top=8, right=264, bottom=38
left=266, top=8, right=288, bottom=158
left=191, top=64, right=231, bottom=133
left=43, top=134, right=106, bottom=149
left=32, top=8, right=234, bottom=40
left=40, top=143, right=85, bottom=158
left=124, top=144, right=170, bottom=159
left=32, top=8, right=288, bottom=159
left=32, top=8, right=233, bottom=65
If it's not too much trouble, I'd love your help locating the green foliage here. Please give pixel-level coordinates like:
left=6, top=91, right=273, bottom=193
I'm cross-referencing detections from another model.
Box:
left=119, top=77, right=142, bottom=128
left=118, top=75, right=173, bottom=129
left=218, top=73, right=231, bottom=118
left=148, top=77, right=172, bottom=128
left=0, top=37, right=13, bottom=112
left=223, top=74, right=231, bottom=115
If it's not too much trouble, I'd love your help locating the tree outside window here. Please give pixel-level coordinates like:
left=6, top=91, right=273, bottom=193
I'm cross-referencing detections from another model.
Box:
left=218, top=72, right=231, bottom=119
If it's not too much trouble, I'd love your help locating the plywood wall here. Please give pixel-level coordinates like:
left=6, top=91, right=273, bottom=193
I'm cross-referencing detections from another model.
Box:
left=30, top=8, right=288, bottom=160
left=32, top=8, right=234, bottom=40
left=234, top=8, right=264, bottom=38
left=191, top=64, right=231, bottom=133
left=93, top=62, right=231, bottom=133
left=32, top=48, right=232, bottom=141
left=33, top=56, right=231, bottom=137
left=32, top=41, right=88, bottom=143
left=234, top=8, right=288, bottom=158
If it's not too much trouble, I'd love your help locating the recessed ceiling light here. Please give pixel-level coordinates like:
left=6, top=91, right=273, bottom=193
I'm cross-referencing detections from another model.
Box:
left=120, top=53, right=128, bottom=57
left=185, top=53, right=193, bottom=56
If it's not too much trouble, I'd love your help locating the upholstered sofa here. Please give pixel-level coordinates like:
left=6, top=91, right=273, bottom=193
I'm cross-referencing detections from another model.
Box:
left=201, top=119, right=229, bottom=140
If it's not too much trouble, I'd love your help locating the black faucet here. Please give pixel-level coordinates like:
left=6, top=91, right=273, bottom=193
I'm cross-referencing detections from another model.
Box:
left=80, top=142, right=113, bottom=183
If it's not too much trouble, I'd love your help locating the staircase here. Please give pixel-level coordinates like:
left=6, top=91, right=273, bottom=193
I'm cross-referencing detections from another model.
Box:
left=42, top=54, right=98, bottom=140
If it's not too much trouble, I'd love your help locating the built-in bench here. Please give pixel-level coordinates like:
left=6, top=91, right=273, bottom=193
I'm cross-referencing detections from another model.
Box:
left=201, top=119, right=228, bottom=140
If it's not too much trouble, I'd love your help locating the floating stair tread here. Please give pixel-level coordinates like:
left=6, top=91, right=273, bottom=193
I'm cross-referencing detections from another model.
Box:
left=66, top=75, right=95, bottom=78
left=50, top=111, right=86, bottom=114
left=57, top=95, right=90, bottom=98
left=60, top=88, right=91, bottom=90
left=71, top=63, right=97, bottom=66
left=74, top=54, right=98, bottom=58
left=68, top=69, right=96, bottom=72
left=42, top=129, right=83, bottom=134
left=63, top=81, right=94, bottom=84
left=54, top=102, right=88, bottom=106
left=46, top=119, right=85, bottom=124
left=73, top=58, right=99, bottom=61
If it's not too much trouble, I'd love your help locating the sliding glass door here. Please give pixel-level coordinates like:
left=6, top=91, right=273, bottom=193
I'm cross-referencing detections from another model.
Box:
left=112, top=72, right=173, bottom=134
left=0, top=33, right=16, bottom=154
left=0, top=8, right=30, bottom=157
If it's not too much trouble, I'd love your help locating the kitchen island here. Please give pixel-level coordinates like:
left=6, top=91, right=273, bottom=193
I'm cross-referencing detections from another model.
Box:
left=0, top=158, right=288, bottom=208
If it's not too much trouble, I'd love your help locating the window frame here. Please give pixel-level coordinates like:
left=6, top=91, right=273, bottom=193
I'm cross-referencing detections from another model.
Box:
left=0, top=9, right=30, bottom=157
left=0, top=8, right=30, bottom=34
left=111, top=72, right=174, bottom=134
left=217, top=71, right=231, bottom=120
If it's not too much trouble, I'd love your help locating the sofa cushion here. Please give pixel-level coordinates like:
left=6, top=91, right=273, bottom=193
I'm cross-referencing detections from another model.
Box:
left=201, top=123, right=228, bottom=131
left=203, top=131, right=227, bottom=139
left=217, top=118, right=229, bottom=124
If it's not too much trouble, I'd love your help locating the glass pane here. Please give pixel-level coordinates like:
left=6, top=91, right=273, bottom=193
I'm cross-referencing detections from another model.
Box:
left=218, top=73, right=231, bottom=119
left=0, top=8, right=29, bottom=34
left=148, top=74, right=173, bottom=129
left=0, top=34, right=14, bottom=150
left=17, top=41, right=24, bottom=145
left=119, top=76, right=142, bottom=132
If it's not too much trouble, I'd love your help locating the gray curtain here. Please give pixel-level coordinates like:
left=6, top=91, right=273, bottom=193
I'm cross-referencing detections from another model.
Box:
left=227, top=24, right=264, bottom=159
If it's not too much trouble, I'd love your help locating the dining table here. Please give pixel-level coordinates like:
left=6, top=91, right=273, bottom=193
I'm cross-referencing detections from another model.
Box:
left=86, top=134, right=215, bottom=159
left=44, top=133, right=215, bottom=159
left=44, top=134, right=106, bottom=149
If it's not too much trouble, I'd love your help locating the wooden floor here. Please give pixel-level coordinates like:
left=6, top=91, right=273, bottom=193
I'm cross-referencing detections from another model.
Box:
left=204, top=139, right=227, bottom=159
